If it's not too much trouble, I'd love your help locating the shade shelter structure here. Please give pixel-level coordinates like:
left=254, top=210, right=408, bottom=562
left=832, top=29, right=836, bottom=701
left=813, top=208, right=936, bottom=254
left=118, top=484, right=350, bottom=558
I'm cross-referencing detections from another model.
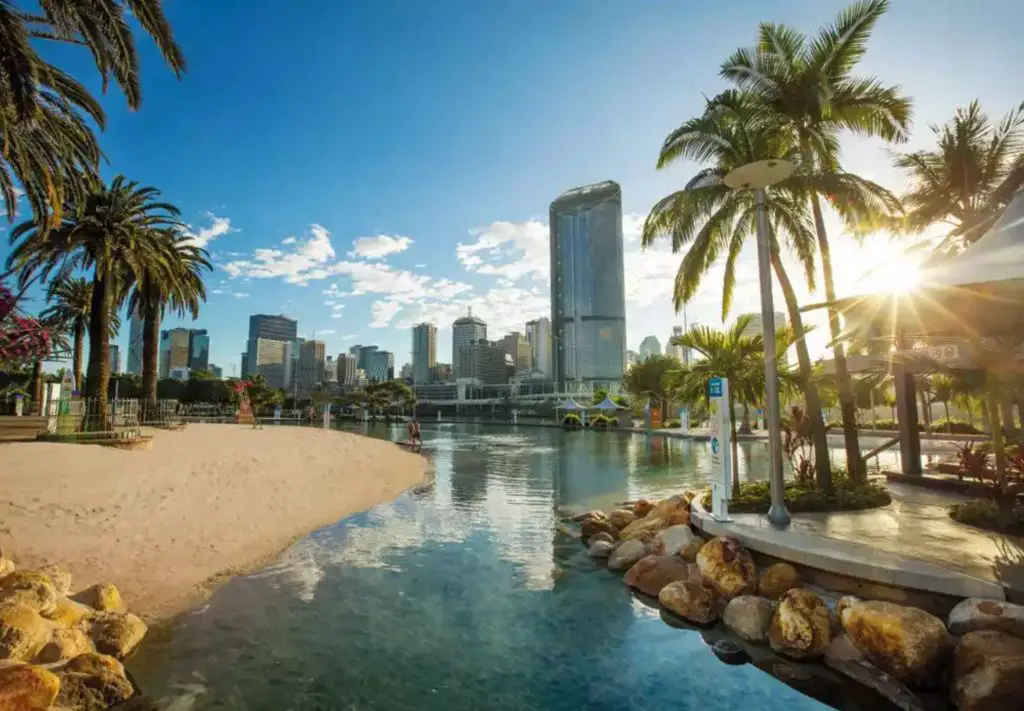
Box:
left=591, top=396, right=626, bottom=412
left=555, top=399, right=589, bottom=426
left=804, top=188, right=1024, bottom=474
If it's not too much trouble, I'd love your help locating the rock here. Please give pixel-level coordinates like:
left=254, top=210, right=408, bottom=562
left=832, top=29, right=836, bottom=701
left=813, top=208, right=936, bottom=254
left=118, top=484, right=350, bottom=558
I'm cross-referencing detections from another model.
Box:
left=0, top=556, right=13, bottom=578
left=57, top=655, right=135, bottom=711
left=696, top=536, right=756, bottom=600
left=0, top=603, right=51, bottom=661
left=651, top=525, right=695, bottom=556
left=0, top=571, right=58, bottom=616
left=841, top=600, right=948, bottom=686
left=769, top=589, right=832, bottom=660
left=948, top=598, right=1024, bottom=640
left=836, top=595, right=861, bottom=622
left=89, top=612, right=147, bottom=658
left=649, top=494, right=687, bottom=521
left=73, top=583, right=126, bottom=613
left=0, top=664, right=60, bottom=710
left=45, top=597, right=94, bottom=628
left=35, top=626, right=94, bottom=663
left=632, top=499, right=654, bottom=517
left=607, top=539, right=648, bottom=572
left=607, top=508, right=636, bottom=529
left=951, top=630, right=1024, bottom=711
left=679, top=537, right=705, bottom=562
left=659, top=579, right=719, bottom=625
left=618, top=516, right=666, bottom=541
left=623, top=555, right=692, bottom=597
left=64, top=652, right=127, bottom=678
left=555, top=523, right=580, bottom=540
left=666, top=509, right=691, bottom=526
left=573, top=509, right=607, bottom=524
left=710, top=638, right=750, bottom=665
left=758, top=563, right=801, bottom=600
left=723, top=595, right=777, bottom=644
left=587, top=540, right=616, bottom=558
left=580, top=518, right=619, bottom=543
left=586, top=531, right=614, bottom=547
left=824, top=635, right=923, bottom=711
left=38, top=564, right=72, bottom=596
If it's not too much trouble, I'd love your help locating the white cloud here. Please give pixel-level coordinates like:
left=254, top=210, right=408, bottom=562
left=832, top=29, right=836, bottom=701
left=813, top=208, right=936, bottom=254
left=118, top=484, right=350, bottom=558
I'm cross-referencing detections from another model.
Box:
left=341, top=334, right=358, bottom=340
left=232, top=292, right=249, bottom=299
left=370, top=301, right=402, bottom=328
left=282, top=237, right=296, bottom=245
left=182, top=212, right=234, bottom=249
left=349, top=234, right=413, bottom=260
left=211, top=289, right=225, bottom=295
left=223, top=224, right=336, bottom=284
left=456, top=220, right=549, bottom=282
left=318, top=329, right=337, bottom=335
left=415, top=263, right=426, bottom=268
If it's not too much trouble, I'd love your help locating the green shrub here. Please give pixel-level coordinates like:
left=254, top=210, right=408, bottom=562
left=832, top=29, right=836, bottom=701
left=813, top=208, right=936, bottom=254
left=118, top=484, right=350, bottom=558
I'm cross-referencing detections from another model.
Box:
left=949, top=499, right=1024, bottom=533
left=931, top=418, right=982, bottom=434
left=699, top=473, right=892, bottom=514
left=562, top=413, right=582, bottom=429
left=662, top=419, right=681, bottom=428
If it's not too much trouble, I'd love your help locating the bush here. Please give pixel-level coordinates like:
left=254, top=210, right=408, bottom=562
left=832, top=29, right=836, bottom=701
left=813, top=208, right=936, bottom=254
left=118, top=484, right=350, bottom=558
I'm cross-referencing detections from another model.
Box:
left=562, top=413, right=582, bottom=429
left=699, top=473, right=892, bottom=514
left=949, top=499, right=1024, bottom=533
left=662, top=419, right=681, bottom=428
left=589, top=414, right=613, bottom=430
left=931, top=418, right=982, bottom=434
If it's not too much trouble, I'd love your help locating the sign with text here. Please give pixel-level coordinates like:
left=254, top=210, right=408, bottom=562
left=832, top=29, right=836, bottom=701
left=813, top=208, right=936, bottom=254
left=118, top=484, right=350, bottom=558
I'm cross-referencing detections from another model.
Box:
left=707, top=377, right=732, bottom=522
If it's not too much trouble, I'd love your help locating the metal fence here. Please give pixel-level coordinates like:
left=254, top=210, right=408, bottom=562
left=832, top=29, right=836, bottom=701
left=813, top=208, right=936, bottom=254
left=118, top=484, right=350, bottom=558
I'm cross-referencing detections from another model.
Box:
left=43, top=397, right=142, bottom=440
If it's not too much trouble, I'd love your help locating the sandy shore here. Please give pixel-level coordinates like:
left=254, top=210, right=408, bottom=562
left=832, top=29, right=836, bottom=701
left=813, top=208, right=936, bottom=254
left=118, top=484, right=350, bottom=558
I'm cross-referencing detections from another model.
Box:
left=0, top=424, right=427, bottom=619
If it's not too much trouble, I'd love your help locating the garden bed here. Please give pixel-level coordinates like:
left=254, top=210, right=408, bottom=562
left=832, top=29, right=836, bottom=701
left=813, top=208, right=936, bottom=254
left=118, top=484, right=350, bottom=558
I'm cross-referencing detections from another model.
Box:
left=948, top=499, right=1024, bottom=535
left=700, top=478, right=892, bottom=514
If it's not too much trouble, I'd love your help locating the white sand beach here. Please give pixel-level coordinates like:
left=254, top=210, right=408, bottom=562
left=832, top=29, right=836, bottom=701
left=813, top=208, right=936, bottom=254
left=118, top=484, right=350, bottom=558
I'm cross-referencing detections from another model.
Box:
left=0, top=424, right=427, bottom=619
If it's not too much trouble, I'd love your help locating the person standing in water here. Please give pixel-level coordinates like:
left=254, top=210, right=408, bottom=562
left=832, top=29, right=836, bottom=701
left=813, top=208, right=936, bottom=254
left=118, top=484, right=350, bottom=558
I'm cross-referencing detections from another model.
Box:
left=407, top=417, right=422, bottom=446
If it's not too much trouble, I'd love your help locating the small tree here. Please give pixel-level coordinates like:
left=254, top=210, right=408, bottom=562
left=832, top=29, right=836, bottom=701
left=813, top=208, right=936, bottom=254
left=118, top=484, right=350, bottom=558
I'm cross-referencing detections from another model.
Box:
left=954, top=441, right=1024, bottom=528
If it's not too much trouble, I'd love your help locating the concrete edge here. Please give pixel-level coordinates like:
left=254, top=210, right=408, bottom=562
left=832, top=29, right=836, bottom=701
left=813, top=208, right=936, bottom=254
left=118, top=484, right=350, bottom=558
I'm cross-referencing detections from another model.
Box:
left=689, top=498, right=1006, bottom=601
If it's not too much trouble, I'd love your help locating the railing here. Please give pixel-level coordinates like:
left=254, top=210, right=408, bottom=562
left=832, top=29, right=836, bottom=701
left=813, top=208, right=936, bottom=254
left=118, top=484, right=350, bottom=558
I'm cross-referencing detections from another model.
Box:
left=43, top=397, right=142, bottom=440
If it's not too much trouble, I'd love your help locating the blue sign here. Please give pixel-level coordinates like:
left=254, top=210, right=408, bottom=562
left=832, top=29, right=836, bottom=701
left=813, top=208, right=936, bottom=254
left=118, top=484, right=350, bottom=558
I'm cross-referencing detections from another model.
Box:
left=711, top=436, right=719, bottom=454
left=707, top=377, right=723, bottom=398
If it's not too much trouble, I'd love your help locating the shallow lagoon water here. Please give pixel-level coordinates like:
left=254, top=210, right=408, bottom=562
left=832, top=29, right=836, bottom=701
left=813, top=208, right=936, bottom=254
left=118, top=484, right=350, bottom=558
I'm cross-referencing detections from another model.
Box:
left=128, top=423, right=893, bottom=710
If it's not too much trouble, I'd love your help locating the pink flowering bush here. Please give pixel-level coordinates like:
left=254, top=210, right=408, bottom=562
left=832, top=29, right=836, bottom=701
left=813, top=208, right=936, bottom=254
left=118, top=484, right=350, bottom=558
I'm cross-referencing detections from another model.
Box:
left=0, top=283, right=50, bottom=366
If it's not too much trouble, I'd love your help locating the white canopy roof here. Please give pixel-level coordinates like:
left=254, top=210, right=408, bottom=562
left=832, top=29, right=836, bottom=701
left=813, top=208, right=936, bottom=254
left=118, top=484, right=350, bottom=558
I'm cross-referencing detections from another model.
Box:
left=556, top=399, right=587, bottom=411
left=591, top=396, right=625, bottom=411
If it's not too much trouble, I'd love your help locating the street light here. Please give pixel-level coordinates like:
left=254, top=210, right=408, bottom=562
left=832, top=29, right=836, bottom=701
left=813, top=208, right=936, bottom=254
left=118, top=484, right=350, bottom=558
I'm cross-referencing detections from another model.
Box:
left=724, top=159, right=794, bottom=527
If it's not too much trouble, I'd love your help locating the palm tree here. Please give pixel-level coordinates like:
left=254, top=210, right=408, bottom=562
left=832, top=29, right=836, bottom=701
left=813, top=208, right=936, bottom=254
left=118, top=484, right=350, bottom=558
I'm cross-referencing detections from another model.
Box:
left=895, top=100, right=1024, bottom=255
left=7, top=176, right=184, bottom=427
left=671, top=317, right=765, bottom=494
left=642, top=91, right=837, bottom=487
left=126, top=231, right=210, bottom=419
left=930, top=373, right=957, bottom=431
left=719, top=0, right=913, bottom=479
left=39, top=278, right=91, bottom=388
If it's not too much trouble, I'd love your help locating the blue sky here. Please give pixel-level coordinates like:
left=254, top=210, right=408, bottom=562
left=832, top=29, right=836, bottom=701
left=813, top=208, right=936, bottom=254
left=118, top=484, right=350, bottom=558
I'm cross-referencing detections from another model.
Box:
left=5, top=0, right=1024, bottom=374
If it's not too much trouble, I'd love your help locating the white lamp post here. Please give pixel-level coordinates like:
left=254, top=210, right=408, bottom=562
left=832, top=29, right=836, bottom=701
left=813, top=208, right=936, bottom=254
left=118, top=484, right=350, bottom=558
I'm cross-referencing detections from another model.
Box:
left=724, top=159, right=793, bottom=527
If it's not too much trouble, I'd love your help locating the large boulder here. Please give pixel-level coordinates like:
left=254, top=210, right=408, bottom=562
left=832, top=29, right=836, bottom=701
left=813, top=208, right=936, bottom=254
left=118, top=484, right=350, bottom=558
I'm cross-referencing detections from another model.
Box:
left=723, top=595, right=776, bottom=644
left=607, top=539, right=648, bottom=572
left=38, top=564, right=73, bottom=596
left=623, top=555, right=693, bottom=597
left=769, top=589, right=832, bottom=660
left=696, top=536, right=756, bottom=600
left=46, top=597, right=96, bottom=629
left=587, top=540, right=616, bottom=559
left=948, top=598, right=1024, bottom=639
left=57, top=657, right=135, bottom=711
left=824, top=635, right=923, bottom=711
left=89, top=612, right=147, bottom=658
left=659, top=579, right=718, bottom=625
left=841, top=600, right=949, bottom=686
left=618, top=516, right=666, bottom=541
left=64, top=652, right=127, bottom=678
left=649, top=494, right=687, bottom=521
left=586, top=531, right=614, bottom=547
left=607, top=508, right=636, bottom=530
left=0, top=553, right=13, bottom=578
left=632, top=500, right=654, bottom=517
left=73, top=583, right=126, bottom=613
left=0, top=571, right=57, bottom=616
left=0, top=664, right=60, bottom=710
left=836, top=595, right=861, bottom=621
left=0, top=603, right=52, bottom=661
left=758, top=563, right=802, bottom=600
left=951, top=630, right=1024, bottom=711
left=580, top=518, right=619, bottom=543
left=679, top=537, right=705, bottom=562
left=35, top=626, right=94, bottom=663
left=652, top=525, right=696, bottom=556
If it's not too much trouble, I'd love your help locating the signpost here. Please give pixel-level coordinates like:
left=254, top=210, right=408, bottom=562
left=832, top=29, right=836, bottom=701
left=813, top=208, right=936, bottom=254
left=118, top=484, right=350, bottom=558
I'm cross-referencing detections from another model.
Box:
left=679, top=406, right=689, bottom=434
left=756, top=408, right=765, bottom=431
left=707, top=377, right=732, bottom=522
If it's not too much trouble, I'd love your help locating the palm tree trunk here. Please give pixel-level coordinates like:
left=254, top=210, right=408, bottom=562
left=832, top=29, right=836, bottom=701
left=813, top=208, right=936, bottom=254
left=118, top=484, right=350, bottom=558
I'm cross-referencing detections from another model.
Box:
left=944, top=402, right=951, bottom=432
left=770, top=248, right=833, bottom=491
left=85, top=270, right=111, bottom=429
left=141, top=299, right=160, bottom=422
left=72, top=318, right=84, bottom=391
left=739, top=402, right=752, bottom=434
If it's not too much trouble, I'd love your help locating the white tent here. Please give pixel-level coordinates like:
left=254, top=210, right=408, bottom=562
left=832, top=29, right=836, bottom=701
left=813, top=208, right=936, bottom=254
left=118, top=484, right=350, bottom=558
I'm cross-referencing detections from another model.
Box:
left=556, top=399, right=587, bottom=411
left=591, top=396, right=625, bottom=411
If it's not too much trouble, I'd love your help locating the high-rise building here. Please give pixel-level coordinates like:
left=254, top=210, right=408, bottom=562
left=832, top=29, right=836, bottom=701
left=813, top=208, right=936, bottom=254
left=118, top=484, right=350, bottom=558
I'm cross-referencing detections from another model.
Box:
left=297, top=339, right=326, bottom=391
left=354, top=345, right=377, bottom=372
left=550, top=180, right=626, bottom=388
left=625, top=350, right=638, bottom=367
left=189, top=329, right=210, bottom=372
left=366, top=349, right=394, bottom=382
left=412, top=322, right=437, bottom=384
left=456, top=339, right=506, bottom=384
left=325, top=356, right=336, bottom=383
left=525, top=318, right=552, bottom=377
left=452, top=312, right=486, bottom=379
left=501, top=331, right=532, bottom=373
left=248, top=337, right=293, bottom=389
left=638, top=335, right=661, bottom=361
left=665, top=326, right=684, bottom=362
left=336, top=353, right=358, bottom=385
left=681, top=322, right=699, bottom=366
left=109, top=344, right=121, bottom=375
left=126, top=306, right=143, bottom=375
left=429, top=363, right=452, bottom=383
left=159, top=328, right=192, bottom=378
left=399, top=363, right=413, bottom=380
left=210, top=364, right=223, bottom=379
left=248, top=314, right=298, bottom=342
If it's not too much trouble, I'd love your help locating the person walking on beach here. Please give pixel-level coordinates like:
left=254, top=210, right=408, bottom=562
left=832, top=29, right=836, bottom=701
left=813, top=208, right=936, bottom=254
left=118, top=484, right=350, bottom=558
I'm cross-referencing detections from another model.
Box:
left=408, top=417, right=422, bottom=446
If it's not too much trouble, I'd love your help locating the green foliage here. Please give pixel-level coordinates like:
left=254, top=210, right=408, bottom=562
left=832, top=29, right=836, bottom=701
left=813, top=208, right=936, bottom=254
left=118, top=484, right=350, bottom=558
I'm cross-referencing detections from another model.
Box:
left=621, top=354, right=678, bottom=408
left=561, top=413, right=582, bottom=428
left=662, top=419, right=681, bottom=428
left=930, top=418, right=982, bottom=435
left=700, top=474, right=892, bottom=514
left=948, top=499, right=1024, bottom=534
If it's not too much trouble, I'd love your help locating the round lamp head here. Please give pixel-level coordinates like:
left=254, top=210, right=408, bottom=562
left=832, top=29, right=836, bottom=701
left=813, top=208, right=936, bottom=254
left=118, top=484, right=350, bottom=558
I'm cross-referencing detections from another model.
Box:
left=724, top=159, right=795, bottom=190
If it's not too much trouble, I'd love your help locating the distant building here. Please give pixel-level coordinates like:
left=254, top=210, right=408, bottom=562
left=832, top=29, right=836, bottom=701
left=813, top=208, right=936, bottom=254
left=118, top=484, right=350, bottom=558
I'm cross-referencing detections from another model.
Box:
left=248, top=337, right=293, bottom=389
left=452, top=312, right=486, bottom=379
left=159, top=328, right=192, bottom=378
left=336, top=353, right=358, bottom=385
left=353, top=345, right=377, bottom=372
left=109, top=344, right=121, bottom=375
left=126, top=306, right=143, bottom=375
left=429, top=362, right=452, bottom=383
left=638, top=335, right=661, bottom=361
left=324, top=356, right=336, bottom=383
left=412, top=322, right=438, bottom=384
left=189, top=330, right=210, bottom=372
left=681, top=322, right=699, bottom=366
left=169, top=367, right=189, bottom=381
left=456, top=339, right=506, bottom=385
left=210, top=364, right=223, bottom=379
left=240, top=351, right=249, bottom=379
left=665, top=325, right=684, bottom=362
left=501, top=331, right=532, bottom=372
left=366, top=349, right=394, bottom=382
left=550, top=180, right=626, bottom=388
left=737, top=311, right=786, bottom=340
left=399, top=362, right=413, bottom=381
left=625, top=350, right=638, bottom=367
left=525, top=317, right=552, bottom=377
left=297, top=339, right=326, bottom=391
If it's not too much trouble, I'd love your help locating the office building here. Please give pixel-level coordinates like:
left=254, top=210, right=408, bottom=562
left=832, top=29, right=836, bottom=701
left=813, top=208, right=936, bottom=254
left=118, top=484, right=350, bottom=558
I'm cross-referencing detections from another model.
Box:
left=625, top=350, right=638, bottom=367
left=452, top=311, right=486, bottom=379
left=501, top=331, right=532, bottom=373
left=737, top=312, right=786, bottom=340
left=126, top=306, right=143, bottom=375
left=550, top=180, right=626, bottom=388
left=159, top=328, right=192, bottom=378
left=400, top=363, right=413, bottom=380
left=169, top=367, right=189, bottom=381
left=210, top=364, right=223, bottom=379
left=525, top=317, right=552, bottom=377
left=240, top=351, right=249, bottom=379
left=638, top=335, right=661, bottom=361
left=325, top=356, right=336, bottom=383
left=411, top=322, right=438, bottom=384
left=456, top=339, right=506, bottom=385
left=366, top=349, right=394, bottom=382
left=297, top=339, right=326, bottom=391
left=189, top=329, right=210, bottom=372
left=248, top=337, right=293, bottom=389
left=249, top=314, right=298, bottom=342
left=109, top=344, right=121, bottom=375
left=681, top=322, right=699, bottom=366
left=336, top=353, right=358, bottom=385
left=353, top=344, right=378, bottom=372
left=665, top=325, right=684, bottom=362
left=430, top=363, right=452, bottom=383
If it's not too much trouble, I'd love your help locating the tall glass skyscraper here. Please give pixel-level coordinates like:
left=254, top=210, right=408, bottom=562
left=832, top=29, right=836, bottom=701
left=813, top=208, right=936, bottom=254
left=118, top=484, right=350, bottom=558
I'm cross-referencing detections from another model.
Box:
left=126, top=306, right=144, bottom=375
left=411, top=322, right=437, bottom=384
left=549, top=180, right=626, bottom=389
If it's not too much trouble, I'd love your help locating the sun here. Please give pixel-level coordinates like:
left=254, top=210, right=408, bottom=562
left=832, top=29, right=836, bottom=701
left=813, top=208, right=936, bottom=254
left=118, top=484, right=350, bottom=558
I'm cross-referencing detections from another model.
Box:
left=847, top=241, right=923, bottom=296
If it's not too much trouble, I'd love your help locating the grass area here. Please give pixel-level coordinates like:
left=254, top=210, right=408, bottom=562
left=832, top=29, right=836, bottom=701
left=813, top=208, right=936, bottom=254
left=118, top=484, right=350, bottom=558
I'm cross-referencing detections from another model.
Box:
left=948, top=499, right=1024, bottom=535
left=700, top=476, right=892, bottom=514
